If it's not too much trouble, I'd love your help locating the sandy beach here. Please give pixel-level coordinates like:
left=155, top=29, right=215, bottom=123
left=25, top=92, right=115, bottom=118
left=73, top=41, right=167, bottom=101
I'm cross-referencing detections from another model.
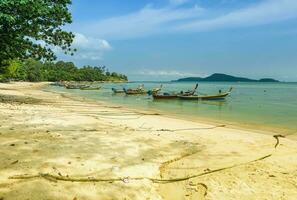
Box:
left=0, top=82, right=297, bottom=200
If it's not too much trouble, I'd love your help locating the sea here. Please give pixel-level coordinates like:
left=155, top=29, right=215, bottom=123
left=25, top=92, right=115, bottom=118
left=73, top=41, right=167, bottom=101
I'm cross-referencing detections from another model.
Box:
left=48, top=81, right=297, bottom=134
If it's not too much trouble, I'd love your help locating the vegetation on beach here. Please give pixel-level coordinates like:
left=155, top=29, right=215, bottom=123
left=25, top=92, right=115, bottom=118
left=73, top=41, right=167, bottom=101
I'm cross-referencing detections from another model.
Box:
left=0, top=59, right=127, bottom=82
left=0, top=0, right=75, bottom=66
left=0, top=0, right=128, bottom=82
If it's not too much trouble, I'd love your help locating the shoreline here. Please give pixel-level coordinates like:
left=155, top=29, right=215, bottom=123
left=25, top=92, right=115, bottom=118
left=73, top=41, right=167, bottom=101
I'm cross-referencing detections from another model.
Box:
left=1, top=82, right=297, bottom=199
left=46, top=84, right=297, bottom=139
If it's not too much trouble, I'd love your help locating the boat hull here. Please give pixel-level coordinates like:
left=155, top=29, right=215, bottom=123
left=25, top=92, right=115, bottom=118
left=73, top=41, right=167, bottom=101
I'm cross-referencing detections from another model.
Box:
left=152, top=92, right=195, bottom=100
left=153, top=95, right=178, bottom=100
left=123, top=88, right=147, bottom=95
left=178, top=93, right=230, bottom=100
left=80, top=87, right=101, bottom=90
left=112, top=88, right=125, bottom=93
left=125, top=91, right=147, bottom=95
left=66, top=86, right=83, bottom=89
left=113, top=90, right=125, bottom=94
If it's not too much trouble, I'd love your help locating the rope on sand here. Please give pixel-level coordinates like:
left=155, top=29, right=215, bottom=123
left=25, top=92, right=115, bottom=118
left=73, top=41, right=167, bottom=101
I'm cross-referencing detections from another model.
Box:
left=9, top=154, right=272, bottom=184
left=155, top=124, right=226, bottom=132
left=273, top=134, right=285, bottom=148
left=93, top=112, right=160, bottom=120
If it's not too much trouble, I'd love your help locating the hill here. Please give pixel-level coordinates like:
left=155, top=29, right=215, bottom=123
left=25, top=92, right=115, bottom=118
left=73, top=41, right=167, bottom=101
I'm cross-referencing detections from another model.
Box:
left=174, top=73, right=279, bottom=82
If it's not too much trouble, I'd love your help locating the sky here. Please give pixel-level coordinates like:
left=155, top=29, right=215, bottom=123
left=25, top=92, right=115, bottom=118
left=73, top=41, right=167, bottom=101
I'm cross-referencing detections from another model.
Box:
left=57, top=0, right=297, bottom=81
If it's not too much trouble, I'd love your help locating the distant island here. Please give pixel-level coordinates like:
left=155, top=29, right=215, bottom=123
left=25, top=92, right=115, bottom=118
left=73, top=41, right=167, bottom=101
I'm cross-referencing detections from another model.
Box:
left=174, top=73, right=279, bottom=82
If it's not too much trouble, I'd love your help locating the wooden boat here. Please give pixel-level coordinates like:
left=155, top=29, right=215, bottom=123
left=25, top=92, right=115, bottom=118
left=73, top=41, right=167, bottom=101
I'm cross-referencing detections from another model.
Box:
left=147, top=85, right=163, bottom=95
left=112, top=88, right=125, bottom=94
left=65, top=84, right=89, bottom=90
left=50, top=82, right=66, bottom=87
left=178, top=87, right=233, bottom=100
left=153, top=93, right=178, bottom=100
left=152, top=84, right=198, bottom=100
left=66, top=85, right=81, bottom=89
left=80, top=86, right=101, bottom=90
left=124, top=84, right=148, bottom=95
left=124, top=88, right=147, bottom=95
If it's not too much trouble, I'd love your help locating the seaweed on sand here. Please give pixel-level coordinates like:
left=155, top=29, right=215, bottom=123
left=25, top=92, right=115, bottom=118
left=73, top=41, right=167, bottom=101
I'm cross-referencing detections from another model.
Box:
left=0, top=94, right=41, bottom=104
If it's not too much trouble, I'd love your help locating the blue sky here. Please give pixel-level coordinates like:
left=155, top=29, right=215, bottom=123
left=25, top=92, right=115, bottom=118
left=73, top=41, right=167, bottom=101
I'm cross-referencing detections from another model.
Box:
left=57, top=0, right=297, bottom=81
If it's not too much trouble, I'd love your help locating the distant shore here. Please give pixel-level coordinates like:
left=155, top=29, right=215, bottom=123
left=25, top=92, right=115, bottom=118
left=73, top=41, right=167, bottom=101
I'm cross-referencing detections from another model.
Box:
left=173, top=73, right=280, bottom=82
left=1, top=82, right=297, bottom=200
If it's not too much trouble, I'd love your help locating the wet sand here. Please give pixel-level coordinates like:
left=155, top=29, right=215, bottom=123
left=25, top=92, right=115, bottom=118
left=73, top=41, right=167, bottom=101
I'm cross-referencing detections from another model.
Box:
left=0, top=82, right=297, bottom=200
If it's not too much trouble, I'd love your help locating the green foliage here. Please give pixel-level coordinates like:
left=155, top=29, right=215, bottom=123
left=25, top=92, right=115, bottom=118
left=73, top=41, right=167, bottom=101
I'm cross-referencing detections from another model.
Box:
left=0, top=0, right=75, bottom=67
left=0, top=59, right=22, bottom=81
left=76, top=66, right=106, bottom=82
left=23, top=59, right=44, bottom=82
left=1, top=59, right=128, bottom=82
left=6, top=60, right=20, bottom=77
left=0, top=59, right=19, bottom=75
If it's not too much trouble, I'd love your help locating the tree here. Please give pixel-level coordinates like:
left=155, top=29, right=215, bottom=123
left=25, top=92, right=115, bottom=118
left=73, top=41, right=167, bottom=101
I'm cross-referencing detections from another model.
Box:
left=5, top=59, right=21, bottom=78
left=23, top=59, right=44, bottom=82
left=1, top=58, right=128, bottom=82
left=0, top=59, right=21, bottom=80
left=0, top=0, right=75, bottom=68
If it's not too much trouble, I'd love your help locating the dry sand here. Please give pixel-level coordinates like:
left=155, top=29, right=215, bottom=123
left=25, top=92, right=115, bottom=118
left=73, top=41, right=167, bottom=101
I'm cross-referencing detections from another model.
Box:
left=0, top=82, right=297, bottom=200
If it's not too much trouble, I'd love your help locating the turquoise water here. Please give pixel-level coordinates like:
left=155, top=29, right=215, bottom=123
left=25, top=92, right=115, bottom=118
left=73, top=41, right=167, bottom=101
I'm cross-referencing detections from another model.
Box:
left=48, top=82, right=297, bottom=133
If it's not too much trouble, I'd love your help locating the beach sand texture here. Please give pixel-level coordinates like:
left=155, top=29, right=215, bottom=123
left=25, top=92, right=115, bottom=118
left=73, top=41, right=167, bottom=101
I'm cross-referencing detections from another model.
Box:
left=0, top=82, right=297, bottom=200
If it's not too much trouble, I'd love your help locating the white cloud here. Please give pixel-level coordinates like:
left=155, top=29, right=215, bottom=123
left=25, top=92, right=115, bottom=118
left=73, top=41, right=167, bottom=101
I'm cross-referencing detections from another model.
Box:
left=78, top=0, right=297, bottom=40
left=82, top=4, right=204, bottom=39
left=136, top=69, right=203, bottom=77
left=73, top=33, right=112, bottom=51
left=55, top=33, right=112, bottom=61
left=176, top=0, right=297, bottom=32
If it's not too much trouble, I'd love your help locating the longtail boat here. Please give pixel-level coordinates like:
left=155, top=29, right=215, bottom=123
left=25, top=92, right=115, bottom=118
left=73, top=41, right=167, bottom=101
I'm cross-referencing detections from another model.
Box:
left=178, top=87, right=233, bottom=100
left=50, top=82, right=66, bottom=87
left=124, top=84, right=148, bottom=95
left=147, top=84, right=163, bottom=95
left=80, top=86, right=101, bottom=90
left=152, top=84, right=198, bottom=100
left=65, top=85, right=89, bottom=89
left=112, top=88, right=125, bottom=94
left=124, top=88, right=147, bottom=95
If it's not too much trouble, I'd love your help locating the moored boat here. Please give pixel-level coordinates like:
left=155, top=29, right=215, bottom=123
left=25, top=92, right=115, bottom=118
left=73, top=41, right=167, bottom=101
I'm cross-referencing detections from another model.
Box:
left=124, top=84, right=147, bottom=95
left=50, top=81, right=66, bottom=87
left=65, top=85, right=86, bottom=89
left=152, top=84, right=198, bottom=100
left=147, top=84, right=163, bottom=95
left=112, top=88, right=125, bottom=93
left=66, top=84, right=91, bottom=89
left=80, top=86, right=101, bottom=90
left=124, top=88, right=147, bottom=95
left=178, top=87, right=233, bottom=100
left=153, top=93, right=179, bottom=99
